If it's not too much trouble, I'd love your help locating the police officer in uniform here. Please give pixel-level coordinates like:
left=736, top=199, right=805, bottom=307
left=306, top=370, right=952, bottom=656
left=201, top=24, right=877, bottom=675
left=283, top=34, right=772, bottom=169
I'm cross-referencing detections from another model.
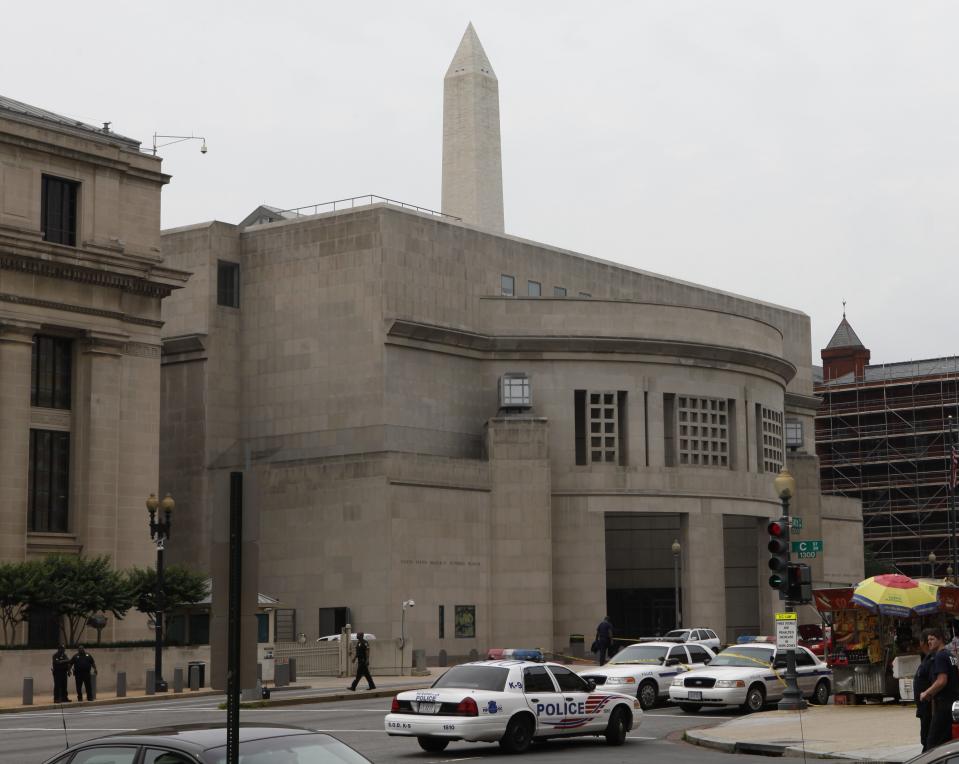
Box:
left=595, top=616, right=614, bottom=665
left=347, top=632, right=376, bottom=692
left=51, top=645, right=71, bottom=703
left=70, top=645, right=97, bottom=702
left=920, top=627, right=959, bottom=749
left=914, top=628, right=935, bottom=750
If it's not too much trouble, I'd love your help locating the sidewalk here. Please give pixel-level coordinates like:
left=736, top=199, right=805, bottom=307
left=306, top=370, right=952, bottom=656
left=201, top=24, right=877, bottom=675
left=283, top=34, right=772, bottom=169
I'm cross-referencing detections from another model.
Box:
left=685, top=704, right=923, bottom=762
left=0, top=668, right=446, bottom=714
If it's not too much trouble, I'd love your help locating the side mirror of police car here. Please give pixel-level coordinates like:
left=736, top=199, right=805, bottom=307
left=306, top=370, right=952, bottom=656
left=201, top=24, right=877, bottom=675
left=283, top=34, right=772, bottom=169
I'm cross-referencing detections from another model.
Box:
left=586, top=678, right=596, bottom=691
left=665, top=658, right=679, bottom=667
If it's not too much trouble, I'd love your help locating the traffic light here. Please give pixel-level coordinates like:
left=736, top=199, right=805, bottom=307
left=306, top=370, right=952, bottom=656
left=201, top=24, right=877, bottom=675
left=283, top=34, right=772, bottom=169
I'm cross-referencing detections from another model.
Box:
left=767, top=518, right=789, bottom=599
left=787, top=563, right=813, bottom=604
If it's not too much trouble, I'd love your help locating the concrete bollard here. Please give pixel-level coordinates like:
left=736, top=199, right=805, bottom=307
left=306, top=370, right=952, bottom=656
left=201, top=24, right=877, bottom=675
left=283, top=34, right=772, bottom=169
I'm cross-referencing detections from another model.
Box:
left=90, top=672, right=97, bottom=700
left=241, top=683, right=261, bottom=701
left=256, top=662, right=262, bottom=681
left=274, top=663, right=289, bottom=687
left=146, top=670, right=156, bottom=695
left=289, top=658, right=296, bottom=683
left=22, top=677, right=33, bottom=706
left=173, top=667, right=184, bottom=693
left=189, top=665, right=200, bottom=691
left=439, top=649, right=448, bottom=667
left=116, top=672, right=126, bottom=698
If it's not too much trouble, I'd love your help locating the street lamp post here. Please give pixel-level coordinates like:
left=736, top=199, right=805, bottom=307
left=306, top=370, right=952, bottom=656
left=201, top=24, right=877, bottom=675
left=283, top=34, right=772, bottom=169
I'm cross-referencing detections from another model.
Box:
left=671, top=539, right=682, bottom=629
left=146, top=493, right=174, bottom=693
left=929, top=552, right=937, bottom=579
left=773, top=469, right=807, bottom=711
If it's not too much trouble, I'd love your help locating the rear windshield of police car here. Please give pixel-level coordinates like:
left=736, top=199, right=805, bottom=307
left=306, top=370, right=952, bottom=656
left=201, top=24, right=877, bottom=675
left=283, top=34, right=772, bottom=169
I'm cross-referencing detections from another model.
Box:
left=431, top=666, right=510, bottom=692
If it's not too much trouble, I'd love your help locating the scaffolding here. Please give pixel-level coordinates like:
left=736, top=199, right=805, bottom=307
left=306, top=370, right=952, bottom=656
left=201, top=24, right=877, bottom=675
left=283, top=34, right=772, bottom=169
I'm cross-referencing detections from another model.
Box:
left=816, top=357, right=959, bottom=578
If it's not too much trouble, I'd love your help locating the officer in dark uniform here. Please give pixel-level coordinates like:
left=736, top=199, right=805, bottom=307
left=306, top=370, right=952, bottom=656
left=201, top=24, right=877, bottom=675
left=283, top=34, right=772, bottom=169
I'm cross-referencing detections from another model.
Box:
left=70, top=645, right=97, bottom=702
left=51, top=645, right=71, bottom=703
left=920, top=627, right=959, bottom=749
left=595, top=616, right=614, bottom=665
left=347, top=632, right=376, bottom=691
left=914, top=628, right=935, bottom=750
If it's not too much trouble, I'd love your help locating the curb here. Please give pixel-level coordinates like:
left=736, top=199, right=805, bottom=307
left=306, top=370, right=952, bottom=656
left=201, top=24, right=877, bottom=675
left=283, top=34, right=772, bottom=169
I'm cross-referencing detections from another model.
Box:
left=684, top=728, right=905, bottom=763
left=0, top=689, right=222, bottom=715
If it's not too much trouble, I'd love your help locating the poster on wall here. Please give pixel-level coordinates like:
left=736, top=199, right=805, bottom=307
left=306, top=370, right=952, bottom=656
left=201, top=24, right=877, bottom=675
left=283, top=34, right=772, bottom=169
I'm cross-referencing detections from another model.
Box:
left=455, top=605, right=476, bottom=638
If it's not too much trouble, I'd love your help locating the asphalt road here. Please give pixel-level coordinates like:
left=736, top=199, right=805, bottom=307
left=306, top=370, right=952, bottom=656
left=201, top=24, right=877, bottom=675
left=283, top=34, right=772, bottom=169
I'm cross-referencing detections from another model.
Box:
left=0, top=692, right=841, bottom=764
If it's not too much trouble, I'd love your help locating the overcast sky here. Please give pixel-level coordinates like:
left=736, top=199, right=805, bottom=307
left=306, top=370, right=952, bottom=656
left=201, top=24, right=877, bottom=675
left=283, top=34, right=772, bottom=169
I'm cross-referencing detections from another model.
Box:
left=7, top=1, right=958, bottom=363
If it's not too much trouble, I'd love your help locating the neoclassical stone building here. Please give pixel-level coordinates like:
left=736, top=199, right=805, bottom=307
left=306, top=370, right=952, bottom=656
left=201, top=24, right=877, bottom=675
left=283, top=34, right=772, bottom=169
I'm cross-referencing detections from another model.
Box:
left=159, top=26, right=862, bottom=657
left=0, top=95, right=188, bottom=642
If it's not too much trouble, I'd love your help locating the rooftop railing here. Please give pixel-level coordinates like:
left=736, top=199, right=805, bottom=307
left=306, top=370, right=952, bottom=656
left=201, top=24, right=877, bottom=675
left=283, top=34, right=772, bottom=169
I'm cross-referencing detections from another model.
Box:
left=274, top=194, right=461, bottom=221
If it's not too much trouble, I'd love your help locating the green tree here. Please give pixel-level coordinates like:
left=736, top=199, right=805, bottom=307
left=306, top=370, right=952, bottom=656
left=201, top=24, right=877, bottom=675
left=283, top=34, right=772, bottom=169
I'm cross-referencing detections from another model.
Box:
left=127, top=565, right=209, bottom=623
left=0, top=560, right=41, bottom=645
left=31, top=555, right=134, bottom=645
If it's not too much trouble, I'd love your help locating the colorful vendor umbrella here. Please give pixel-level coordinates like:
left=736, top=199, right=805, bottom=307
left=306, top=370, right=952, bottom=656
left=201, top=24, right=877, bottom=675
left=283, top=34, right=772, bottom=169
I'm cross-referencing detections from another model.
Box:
left=851, top=574, right=940, bottom=617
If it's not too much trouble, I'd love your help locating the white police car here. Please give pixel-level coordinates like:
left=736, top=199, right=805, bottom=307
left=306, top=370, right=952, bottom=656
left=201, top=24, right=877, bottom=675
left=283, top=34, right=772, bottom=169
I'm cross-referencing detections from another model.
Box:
left=667, top=642, right=832, bottom=713
left=385, top=660, right=641, bottom=753
left=580, top=640, right=716, bottom=710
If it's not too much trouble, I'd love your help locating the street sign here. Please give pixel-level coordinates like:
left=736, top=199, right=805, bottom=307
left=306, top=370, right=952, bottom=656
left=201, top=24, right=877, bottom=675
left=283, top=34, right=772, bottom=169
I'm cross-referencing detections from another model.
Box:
left=791, top=540, right=822, bottom=554
left=792, top=517, right=803, bottom=530
left=775, top=611, right=798, bottom=650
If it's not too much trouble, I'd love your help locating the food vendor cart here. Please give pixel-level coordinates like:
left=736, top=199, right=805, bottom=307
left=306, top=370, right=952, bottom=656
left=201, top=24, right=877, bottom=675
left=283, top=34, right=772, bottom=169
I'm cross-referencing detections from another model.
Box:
left=814, top=578, right=946, bottom=702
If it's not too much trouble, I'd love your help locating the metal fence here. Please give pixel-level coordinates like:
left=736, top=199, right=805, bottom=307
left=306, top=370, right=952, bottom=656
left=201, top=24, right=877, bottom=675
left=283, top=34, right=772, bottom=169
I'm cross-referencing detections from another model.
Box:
left=273, top=642, right=342, bottom=676
left=275, top=194, right=461, bottom=221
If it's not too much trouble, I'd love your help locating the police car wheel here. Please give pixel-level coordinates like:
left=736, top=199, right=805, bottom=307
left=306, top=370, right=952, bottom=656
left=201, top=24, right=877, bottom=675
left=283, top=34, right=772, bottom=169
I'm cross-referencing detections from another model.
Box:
left=417, top=736, right=449, bottom=752
left=811, top=680, right=830, bottom=705
left=742, top=684, right=765, bottom=713
left=500, top=714, right=534, bottom=753
left=604, top=707, right=629, bottom=746
left=638, top=680, right=658, bottom=710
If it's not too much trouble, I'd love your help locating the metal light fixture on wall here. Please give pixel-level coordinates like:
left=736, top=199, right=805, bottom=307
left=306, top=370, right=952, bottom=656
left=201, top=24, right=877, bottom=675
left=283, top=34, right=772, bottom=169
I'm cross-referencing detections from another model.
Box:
left=152, top=133, right=208, bottom=156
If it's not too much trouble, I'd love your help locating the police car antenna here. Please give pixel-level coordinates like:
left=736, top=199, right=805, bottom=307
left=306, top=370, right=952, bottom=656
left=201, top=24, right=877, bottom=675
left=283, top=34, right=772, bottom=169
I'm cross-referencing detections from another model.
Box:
left=59, top=699, right=70, bottom=750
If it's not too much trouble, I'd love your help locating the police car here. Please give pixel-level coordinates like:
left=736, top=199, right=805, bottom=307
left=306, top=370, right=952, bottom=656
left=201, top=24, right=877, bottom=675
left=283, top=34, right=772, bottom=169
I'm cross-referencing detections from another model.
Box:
left=384, top=660, right=641, bottom=753
left=580, top=640, right=716, bottom=710
left=667, top=642, right=832, bottom=713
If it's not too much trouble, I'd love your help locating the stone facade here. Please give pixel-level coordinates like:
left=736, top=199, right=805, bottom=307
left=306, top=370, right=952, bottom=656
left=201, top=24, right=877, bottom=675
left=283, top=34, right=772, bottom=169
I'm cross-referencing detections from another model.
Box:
left=0, top=96, right=188, bottom=642
left=160, top=202, right=862, bottom=656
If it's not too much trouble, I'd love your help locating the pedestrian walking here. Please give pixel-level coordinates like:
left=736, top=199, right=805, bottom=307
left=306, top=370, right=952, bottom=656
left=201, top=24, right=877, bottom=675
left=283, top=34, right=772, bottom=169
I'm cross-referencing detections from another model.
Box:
left=594, top=616, right=613, bottom=665
left=51, top=645, right=71, bottom=703
left=70, top=645, right=97, bottom=702
left=919, top=627, right=959, bottom=749
left=347, top=632, right=376, bottom=691
left=914, top=628, right=935, bottom=750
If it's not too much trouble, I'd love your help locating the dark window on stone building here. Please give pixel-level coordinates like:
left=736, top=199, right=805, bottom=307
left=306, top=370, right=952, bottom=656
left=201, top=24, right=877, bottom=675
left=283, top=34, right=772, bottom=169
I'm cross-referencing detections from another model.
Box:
left=438, top=605, right=445, bottom=639
left=455, top=605, right=475, bottom=638
left=664, top=393, right=676, bottom=467
left=28, top=429, right=70, bottom=532
left=575, top=390, right=627, bottom=465
left=500, top=274, right=515, bottom=296
left=275, top=608, right=296, bottom=642
left=31, top=335, right=73, bottom=409
left=527, top=280, right=541, bottom=297
left=574, top=390, right=587, bottom=464
left=319, top=606, right=350, bottom=637
left=41, top=175, right=79, bottom=246
left=553, top=286, right=567, bottom=297
left=189, top=613, right=210, bottom=644
left=217, top=260, right=240, bottom=307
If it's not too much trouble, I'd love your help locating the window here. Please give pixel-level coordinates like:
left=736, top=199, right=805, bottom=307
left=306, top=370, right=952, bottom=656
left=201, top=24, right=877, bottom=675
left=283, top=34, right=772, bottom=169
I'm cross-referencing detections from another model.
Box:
left=795, top=649, right=815, bottom=667
left=188, top=613, right=210, bottom=644
left=578, top=292, right=591, bottom=298
left=41, top=175, right=79, bottom=246
left=31, top=336, right=72, bottom=409
left=275, top=608, right=296, bottom=642
left=757, top=405, right=784, bottom=473
left=706, top=630, right=718, bottom=640
left=575, top=390, right=627, bottom=465
left=553, top=286, right=567, bottom=297
left=454, top=605, right=475, bottom=638
left=256, top=613, right=269, bottom=643
left=687, top=646, right=711, bottom=663
left=438, top=605, right=445, bottom=640
left=786, top=419, right=803, bottom=451
left=500, top=274, right=515, bottom=296
left=527, top=280, right=541, bottom=297
left=667, top=646, right=688, bottom=662
left=144, top=751, right=194, bottom=764
left=69, top=748, right=138, bottom=764
left=319, top=606, right=350, bottom=637
left=549, top=665, right=590, bottom=692
left=28, top=430, right=70, bottom=532
left=217, top=260, right=240, bottom=308
left=522, top=666, right=555, bottom=693
left=677, top=396, right=728, bottom=467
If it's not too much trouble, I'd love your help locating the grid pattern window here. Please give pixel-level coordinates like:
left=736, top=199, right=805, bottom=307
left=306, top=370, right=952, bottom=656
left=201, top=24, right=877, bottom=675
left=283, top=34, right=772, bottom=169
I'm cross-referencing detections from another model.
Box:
left=500, top=274, right=515, bottom=296
left=527, top=280, right=541, bottom=297
left=762, top=407, right=785, bottom=472
left=28, top=429, right=70, bottom=532
left=677, top=397, right=728, bottom=467
left=41, top=175, right=79, bottom=246
left=589, top=392, right=619, bottom=464
left=785, top=419, right=803, bottom=450
left=500, top=374, right=531, bottom=408
left=578, top=292, right=591, bottom=298
left=274, top=608, right=296, bottom=642
left=217, top=260, right=240, bottom=308
left=553, top=286, right=567, bottom=297
left=31, top=336, right=72, bottom=409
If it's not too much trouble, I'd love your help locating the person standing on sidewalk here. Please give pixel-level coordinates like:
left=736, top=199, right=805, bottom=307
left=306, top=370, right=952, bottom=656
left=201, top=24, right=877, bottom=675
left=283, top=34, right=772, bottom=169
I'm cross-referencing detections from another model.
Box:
left=51, top=645, right=71, bottom=703
left=919, top=627, right=959, bottom=749
left=594, top=616, right=613, bottom=665
left=347, top=632, right=376, bottom=691
left=914, top=628, right=935, bottom=750
left=70, top=645, right=97, bottom=702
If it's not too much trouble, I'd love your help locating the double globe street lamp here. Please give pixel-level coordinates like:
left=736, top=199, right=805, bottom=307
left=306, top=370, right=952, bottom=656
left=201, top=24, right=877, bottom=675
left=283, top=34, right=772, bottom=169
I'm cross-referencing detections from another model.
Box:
left=146, top=493, right=174, bottom=693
